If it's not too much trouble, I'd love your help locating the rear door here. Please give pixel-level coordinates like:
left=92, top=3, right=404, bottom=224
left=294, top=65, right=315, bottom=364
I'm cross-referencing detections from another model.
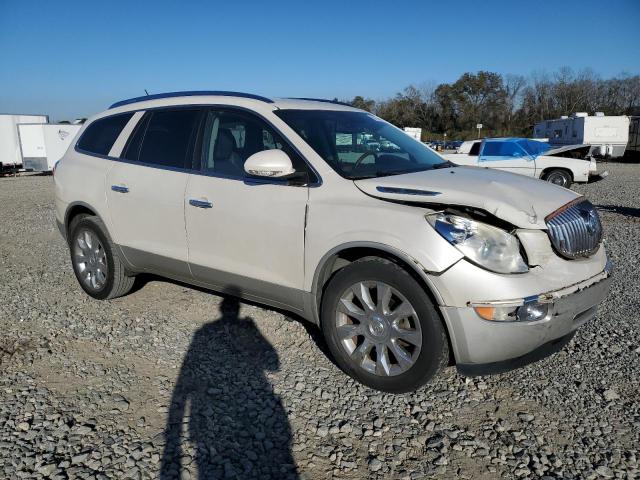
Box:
left=184, top=108, right=310, bottom=310
left=106, top=107, right=203, bottom=279
left=478, top=140, right=536, bottom=176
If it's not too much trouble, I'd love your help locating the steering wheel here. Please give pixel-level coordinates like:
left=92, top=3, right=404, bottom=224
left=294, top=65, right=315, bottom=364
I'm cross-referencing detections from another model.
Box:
left=352, top=151, right=378, bottom=171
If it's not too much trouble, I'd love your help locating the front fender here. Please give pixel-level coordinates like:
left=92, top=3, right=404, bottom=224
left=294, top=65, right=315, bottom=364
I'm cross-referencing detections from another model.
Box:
left=311, top=241, right=452, bottom=302
left=536, top=156, right=590, bottom=182
left=304, top=184, right=464, bottom=294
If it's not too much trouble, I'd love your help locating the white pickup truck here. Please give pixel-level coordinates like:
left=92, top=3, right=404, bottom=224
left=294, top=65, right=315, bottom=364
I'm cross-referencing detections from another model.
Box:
left=442, top=138, right=603, bottom=188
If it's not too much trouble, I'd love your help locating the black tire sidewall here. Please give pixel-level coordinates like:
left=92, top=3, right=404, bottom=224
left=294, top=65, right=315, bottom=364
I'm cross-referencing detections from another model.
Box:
left=68, top=217, right=116, bottom=300
left=321, top=259, right=447, bottom=393
left=546, top=170, right=572, bottom=187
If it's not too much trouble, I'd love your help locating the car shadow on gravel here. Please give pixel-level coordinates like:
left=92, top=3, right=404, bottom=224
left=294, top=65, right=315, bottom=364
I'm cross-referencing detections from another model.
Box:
left=160, top=288, right=299, bottom=479
left=596, top=204, right=640, bottom=218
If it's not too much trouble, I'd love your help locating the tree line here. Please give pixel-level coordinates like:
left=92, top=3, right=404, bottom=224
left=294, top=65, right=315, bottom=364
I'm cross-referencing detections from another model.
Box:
left=348, top=68, right=640, bottom=140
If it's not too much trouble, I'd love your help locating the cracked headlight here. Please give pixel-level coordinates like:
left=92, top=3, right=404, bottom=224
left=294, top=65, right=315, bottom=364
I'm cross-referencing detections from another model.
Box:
left=426, top=213, right=528, bottom=274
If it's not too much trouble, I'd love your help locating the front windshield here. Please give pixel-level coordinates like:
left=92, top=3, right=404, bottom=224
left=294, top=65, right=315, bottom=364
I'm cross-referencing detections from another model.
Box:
left=275, top=110, right=449, bottom=179
left=518, top=139, right=551, bottom=157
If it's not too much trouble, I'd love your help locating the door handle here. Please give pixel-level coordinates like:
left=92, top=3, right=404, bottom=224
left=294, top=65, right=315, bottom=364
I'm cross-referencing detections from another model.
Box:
left=111, top=184, right=129, bottom=193
left=188, top=198, right=213, bottom=209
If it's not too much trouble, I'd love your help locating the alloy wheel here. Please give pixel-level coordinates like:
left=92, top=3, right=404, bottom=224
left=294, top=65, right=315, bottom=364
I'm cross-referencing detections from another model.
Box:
left=73, top=229, right=108, bottom=291
left=335, top=281, right=422, bottom=377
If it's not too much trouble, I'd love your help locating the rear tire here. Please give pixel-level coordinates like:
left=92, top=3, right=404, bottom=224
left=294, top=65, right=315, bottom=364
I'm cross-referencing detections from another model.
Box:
left=543, top=169, right=572, bottom=188
left=320, top=257, right=449, bottom=393
left=68, top=215, right=135, bottom=300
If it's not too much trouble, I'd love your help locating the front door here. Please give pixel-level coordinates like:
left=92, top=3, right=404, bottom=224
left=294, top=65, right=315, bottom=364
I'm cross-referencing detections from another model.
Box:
left=185, top=108, right=311, bottom=310
left=106, top=108, right=202, bottom=278
left=478, top=140, right=536, bottom=177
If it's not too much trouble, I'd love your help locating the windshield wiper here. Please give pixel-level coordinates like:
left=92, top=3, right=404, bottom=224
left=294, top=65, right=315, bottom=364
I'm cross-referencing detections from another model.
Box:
left=349, top=173, right=381, bottom=179
left=431, top=161, right=455, bottom=169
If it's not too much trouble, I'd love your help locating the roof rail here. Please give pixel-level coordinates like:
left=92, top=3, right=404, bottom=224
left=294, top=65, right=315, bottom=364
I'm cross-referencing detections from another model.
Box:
left=288, top=97, right=354, bottom=107
left=109, top=91, right=274, bottom=109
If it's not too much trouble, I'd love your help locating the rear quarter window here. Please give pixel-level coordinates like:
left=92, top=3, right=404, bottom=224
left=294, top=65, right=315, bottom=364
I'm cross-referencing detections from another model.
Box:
left=76, top=112, right=134, bottom=156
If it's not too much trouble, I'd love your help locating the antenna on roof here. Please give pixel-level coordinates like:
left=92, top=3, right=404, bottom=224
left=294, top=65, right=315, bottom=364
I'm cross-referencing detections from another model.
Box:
left=144, top=89, right=150, bottom=96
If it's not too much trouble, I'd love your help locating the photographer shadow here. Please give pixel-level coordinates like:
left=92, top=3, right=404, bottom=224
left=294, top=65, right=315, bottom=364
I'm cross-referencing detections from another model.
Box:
left=160, top=290, right=298, bottom=479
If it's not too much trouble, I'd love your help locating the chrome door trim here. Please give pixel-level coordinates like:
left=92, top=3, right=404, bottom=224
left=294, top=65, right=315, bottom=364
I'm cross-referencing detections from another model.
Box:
left=75, top=104, right=323, bottom=187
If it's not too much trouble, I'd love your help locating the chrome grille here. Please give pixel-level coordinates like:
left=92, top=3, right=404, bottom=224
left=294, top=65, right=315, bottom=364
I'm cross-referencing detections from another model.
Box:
left=546, top=199, right=603, bottom=259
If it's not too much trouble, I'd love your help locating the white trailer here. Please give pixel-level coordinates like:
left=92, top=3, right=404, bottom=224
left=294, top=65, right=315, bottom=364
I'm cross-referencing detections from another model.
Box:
left=533, top=113, right=629, bottom=159
left=18, top=123, right=82, bottom=172
left=0, top=114, right=49, bottom=173
left=403, top=127, right=422, bottom=141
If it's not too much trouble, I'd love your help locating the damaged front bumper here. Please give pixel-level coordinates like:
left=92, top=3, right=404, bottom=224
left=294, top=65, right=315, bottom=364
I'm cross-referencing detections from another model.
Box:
left=587, top=157, right=608, bottom=183
left=440, top=260, right=613, bottom=376
left=588, top=170, right=609, bottom=183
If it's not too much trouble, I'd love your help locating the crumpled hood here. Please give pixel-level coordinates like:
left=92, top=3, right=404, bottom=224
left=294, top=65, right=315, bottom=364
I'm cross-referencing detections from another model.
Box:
left=354, top=166, right=580, bottom=229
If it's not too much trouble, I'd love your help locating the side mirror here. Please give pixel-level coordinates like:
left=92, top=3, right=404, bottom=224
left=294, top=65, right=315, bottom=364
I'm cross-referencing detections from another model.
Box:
left=244, top=149, right=295, bottom=178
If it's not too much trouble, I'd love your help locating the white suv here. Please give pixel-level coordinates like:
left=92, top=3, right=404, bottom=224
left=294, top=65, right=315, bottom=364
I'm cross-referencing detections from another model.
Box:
left=54, top=91, right=612, bottom=392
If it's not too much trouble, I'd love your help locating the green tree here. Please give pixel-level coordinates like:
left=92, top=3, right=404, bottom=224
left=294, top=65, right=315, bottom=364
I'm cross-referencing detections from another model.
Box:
left=348, top=69, right=640, bottom=139
left=449, top=71, right=507, bottom=134
left=350, top=96, right=376, bottom=112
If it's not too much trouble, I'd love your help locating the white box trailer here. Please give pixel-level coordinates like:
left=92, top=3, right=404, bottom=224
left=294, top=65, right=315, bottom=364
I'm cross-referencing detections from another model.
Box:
left=18, top=123, right=82, bottom=172
left=533, top=113, right=629, bottom=159
left=627, top=116, right=640, bottom=159
left=0, top=114, right=49, bottom=173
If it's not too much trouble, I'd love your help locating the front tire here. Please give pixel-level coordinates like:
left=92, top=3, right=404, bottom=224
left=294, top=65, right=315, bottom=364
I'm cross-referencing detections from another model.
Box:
left=321, top=257, right=449, bottom=393
left=68, top=215, right=135, bottom=300
left=543, top=169, right=572, bottom=188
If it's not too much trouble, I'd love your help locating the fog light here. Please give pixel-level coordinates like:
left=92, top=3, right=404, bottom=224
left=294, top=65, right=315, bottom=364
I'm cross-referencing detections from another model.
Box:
left=516, top=302, right=549, bottom=322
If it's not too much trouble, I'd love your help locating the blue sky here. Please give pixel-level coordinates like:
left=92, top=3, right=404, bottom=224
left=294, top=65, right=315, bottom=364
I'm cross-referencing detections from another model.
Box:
left=1, top=0, right=638, bottom=120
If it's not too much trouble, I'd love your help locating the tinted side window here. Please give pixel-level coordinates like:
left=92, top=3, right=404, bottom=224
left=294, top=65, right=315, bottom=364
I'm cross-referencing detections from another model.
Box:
left=123, top=109, right=201, bottom=168
left=469, top=141, right=481, bottom=156
left=121, top=113, right=149, bottom=161
left=482, top=141, right=505, bottom=156
left=482, top=141, right=525, bottom=157
left=77, top=113, right=134, bottom=155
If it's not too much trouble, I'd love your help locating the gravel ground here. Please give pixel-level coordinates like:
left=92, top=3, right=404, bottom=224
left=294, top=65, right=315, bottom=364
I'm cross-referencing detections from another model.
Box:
left=0, top=164, right=638, bottom=479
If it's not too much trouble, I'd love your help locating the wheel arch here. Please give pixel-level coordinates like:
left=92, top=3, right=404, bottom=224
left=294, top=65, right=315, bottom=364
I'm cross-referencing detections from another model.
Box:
left=540, top=166, right=574, bottom=180
left=64, top=201, right=107, bottom=237
left=312, top=242, right=445, bottom=305
left=310, top=242, right=455, bottom=364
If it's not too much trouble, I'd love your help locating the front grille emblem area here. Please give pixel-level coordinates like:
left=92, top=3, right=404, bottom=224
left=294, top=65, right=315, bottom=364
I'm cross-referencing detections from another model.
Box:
left=546, top=199, right=603, bottom=259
